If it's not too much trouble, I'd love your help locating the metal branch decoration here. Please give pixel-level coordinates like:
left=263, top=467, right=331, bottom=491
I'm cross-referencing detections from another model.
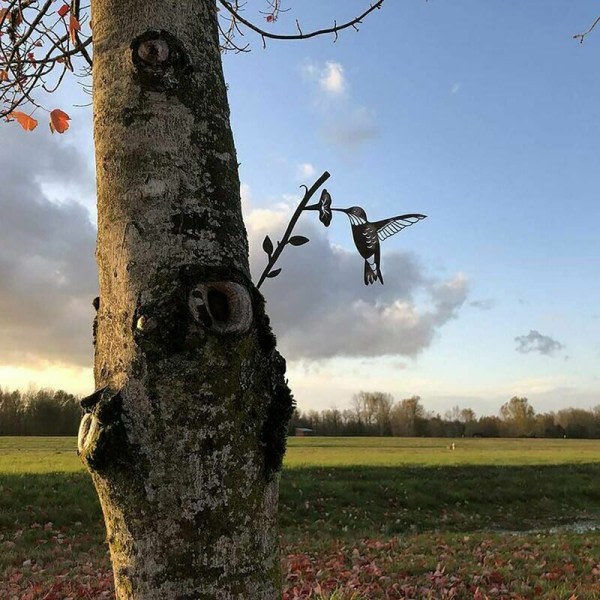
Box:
left=256, top=171, right=427, bottom=288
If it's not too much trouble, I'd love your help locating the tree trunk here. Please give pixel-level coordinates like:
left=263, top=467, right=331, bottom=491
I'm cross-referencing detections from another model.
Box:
left=77, top=1, right=293, bottom=597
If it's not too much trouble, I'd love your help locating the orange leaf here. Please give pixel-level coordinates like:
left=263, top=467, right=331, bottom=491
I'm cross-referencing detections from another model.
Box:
left=49, top=109, right=70, bottom=134
left=0, top=70, right=8, bottom=82
left=69, top=14, right=81, bottom=44
left=57, top=3, right=70, bottom=18
left=8, top=111, right=38, bottom=131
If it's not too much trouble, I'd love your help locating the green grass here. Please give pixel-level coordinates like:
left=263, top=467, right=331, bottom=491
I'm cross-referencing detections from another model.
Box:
left=2, top=437, right=600, bottom=598
left=3, top=435, right=600, bottom=473
left=0, top=436, right=81, bottom=473
left=285, top=436, right=600, bottom=467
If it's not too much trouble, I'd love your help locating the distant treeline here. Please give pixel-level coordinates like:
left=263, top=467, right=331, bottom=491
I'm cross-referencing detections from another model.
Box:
left=290, top=392, right=600, bottom=439
left=2, top=387, right=600, bottom=439
left=0, top=388, right=81, bottom=436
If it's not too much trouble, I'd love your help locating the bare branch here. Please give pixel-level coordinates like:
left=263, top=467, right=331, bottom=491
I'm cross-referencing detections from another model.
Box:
left=1, top=0, right=385, bottom=123
left=217, top=0, right=384, bottom=45
left=1, top=0, right=92, bottom=119
left=573, top=15, right=600, bottom=44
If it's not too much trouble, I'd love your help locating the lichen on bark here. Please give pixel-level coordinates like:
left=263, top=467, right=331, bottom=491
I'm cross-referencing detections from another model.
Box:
left=84, top=0, right=293, bottom=597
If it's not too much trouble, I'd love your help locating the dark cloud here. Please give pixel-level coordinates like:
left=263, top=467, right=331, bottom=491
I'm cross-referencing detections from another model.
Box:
left=247, top=208, right=468, bottom=360
left=0, top=124, right=465, bottom=369
left=514, top=330, right=565, bottom=357
left=0, top=129, right=96, bottom=368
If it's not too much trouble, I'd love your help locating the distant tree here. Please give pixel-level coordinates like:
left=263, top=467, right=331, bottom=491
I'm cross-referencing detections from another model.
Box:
left=320, top=408, right=343, bottom=436
left=390, top=395, right=424, bottom=437
left=352, top=391, right=394, bottom=436
left=500, top=396, right=536, bottom=437
left=0, top=389, right=23, bottom=435
left=469, top=415, right=502, bottom=438
left=533, top=413, right=561, bottom=438
left=0, top=388, right=80, bottom=435
left=556, top=408, right=600, bottom=439
left=460, top=408, right=476, bottom=423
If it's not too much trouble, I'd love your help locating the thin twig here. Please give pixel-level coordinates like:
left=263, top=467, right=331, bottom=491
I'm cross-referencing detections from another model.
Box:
left=217, top=0, right=384, bottom=43
left=573, top=15, right=600, bottom=44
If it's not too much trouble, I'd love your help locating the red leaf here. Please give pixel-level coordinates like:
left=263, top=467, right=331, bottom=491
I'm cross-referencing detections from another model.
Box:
left=49, top=109, right=70, bottom=134
left=8, top=111, right=38, bottom=131
left=57, top=3, right=70, bottom=17
left=69, top=14, right=81, bottom=44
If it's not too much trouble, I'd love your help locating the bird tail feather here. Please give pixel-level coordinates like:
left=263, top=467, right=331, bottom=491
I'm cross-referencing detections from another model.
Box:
left=364, top=261, right=381, bottom=285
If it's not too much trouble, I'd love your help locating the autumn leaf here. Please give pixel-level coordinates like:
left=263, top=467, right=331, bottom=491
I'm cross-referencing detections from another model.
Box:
left=57, top=4, right=70, bottom=18
left=69, top=14, right=81, bottom=44
left=49, top=109, right=70, bottom=134
left=0, top=70, right=8, bottom=82
left=8, top=111, right=38, bottom=131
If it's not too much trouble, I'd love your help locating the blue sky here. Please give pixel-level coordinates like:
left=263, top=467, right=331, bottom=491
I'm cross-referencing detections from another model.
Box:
left=1, top=1, right=599, bottom=416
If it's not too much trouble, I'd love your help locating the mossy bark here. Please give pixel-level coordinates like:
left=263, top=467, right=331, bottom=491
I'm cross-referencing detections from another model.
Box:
left=78, top=1, right=293, bottom=598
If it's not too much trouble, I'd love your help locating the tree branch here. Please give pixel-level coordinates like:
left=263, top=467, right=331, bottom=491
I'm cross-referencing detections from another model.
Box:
left=217, top=0, right=384, bottom=44
left=573, top=15, right=600, bottom=44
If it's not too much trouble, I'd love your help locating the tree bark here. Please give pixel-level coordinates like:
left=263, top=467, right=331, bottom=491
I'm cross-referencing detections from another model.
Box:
left=77, top=1, right=293, bottom=597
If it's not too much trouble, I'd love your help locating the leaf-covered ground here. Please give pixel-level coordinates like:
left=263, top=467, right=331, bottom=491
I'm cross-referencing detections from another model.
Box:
left=2, top=437, right=600, bottom=598
left=3, top=528, right=600, bottom=599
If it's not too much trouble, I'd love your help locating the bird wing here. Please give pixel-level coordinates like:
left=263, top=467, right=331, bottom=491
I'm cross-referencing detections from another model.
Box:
left=373, top=214, right=427, bottom=242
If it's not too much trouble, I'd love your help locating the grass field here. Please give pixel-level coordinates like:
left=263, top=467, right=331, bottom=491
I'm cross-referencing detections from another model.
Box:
left=1, top=437, right=600, bottom=598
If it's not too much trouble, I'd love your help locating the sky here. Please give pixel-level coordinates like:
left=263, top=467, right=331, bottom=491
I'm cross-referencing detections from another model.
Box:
left=1, top=1, right=599, bottom=417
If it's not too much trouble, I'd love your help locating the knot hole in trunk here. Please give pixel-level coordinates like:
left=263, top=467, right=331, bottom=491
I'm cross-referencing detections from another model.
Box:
left=131, top=30, right=191, bottom=92
left=189, top=282, right=252, bottom=334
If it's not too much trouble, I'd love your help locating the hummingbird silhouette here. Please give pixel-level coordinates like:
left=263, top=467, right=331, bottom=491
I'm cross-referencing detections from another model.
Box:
left=332, top=206, right=427, bottom=285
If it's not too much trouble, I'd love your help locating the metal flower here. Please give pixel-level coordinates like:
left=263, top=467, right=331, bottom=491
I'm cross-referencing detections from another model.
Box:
left=305, top=188, right=332, bottom=227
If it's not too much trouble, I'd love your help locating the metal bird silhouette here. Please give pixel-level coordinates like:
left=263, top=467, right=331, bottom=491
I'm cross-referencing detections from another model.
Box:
left=256, top=175, right=428, bottom=290
left=332, top=206, right=427, bottom=285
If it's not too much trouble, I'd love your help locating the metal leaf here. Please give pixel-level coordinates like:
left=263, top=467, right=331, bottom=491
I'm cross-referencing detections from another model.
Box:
left=266, top=268, right=282, bottom=278
left=262, top=235, right=274, bottom=256
left=288, top=236, right=309, bottom=246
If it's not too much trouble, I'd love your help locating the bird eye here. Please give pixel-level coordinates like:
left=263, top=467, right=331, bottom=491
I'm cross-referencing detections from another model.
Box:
left=188, top=281, right=252, bottom=334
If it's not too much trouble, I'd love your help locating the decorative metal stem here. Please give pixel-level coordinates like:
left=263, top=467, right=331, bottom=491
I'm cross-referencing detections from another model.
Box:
left=256, top=170, right=330, bottom=289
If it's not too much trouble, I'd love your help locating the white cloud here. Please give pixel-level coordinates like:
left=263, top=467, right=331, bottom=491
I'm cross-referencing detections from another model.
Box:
left=243, top=185, right=468, bottom=360
left=302, top=60, right=346, bottom=95
left=319, top=61, right=346, bottom=94
left=301, top=59, right=378, bottom=153
left=297, top=163, right=317, bottom=180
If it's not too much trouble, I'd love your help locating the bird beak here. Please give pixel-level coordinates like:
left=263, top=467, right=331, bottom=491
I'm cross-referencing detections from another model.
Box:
left=331, top=208, right=349, bottom=214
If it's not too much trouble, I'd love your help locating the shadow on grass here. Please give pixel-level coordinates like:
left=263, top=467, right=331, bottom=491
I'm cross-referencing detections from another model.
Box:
left=1, top=463, right=599, bottom=554
left=279, top=463, right=600, bottom=540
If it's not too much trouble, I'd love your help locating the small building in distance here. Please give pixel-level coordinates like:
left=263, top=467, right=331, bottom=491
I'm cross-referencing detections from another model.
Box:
left=295, top=427, right=315, bottom=437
